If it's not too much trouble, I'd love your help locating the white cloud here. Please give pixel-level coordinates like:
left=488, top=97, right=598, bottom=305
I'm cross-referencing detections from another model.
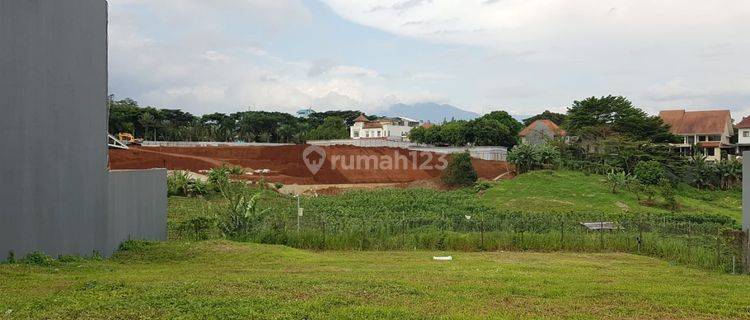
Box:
left=108, top=0, right=438, bottom=115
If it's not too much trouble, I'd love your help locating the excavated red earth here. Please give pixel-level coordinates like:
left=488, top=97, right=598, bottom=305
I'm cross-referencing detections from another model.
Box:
left=109, top=145, right=514, bottom=185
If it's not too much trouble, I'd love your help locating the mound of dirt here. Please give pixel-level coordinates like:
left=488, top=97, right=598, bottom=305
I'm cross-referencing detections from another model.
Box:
left=109, top=145, right=514, bottom=185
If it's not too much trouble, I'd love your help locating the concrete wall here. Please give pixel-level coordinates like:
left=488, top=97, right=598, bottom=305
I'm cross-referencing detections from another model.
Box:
left=1, top=0, right=167, bottom=259
left=106, top=170, right=168, bottom=256
left=0, top=0, right=109, bottom=258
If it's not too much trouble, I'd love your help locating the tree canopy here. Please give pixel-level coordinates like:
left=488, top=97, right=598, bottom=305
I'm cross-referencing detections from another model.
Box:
left=564, top=95, right=678, bottom=143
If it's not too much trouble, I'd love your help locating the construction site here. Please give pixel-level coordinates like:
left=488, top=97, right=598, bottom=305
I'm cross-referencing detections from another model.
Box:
left=109, top=144, right=515, bottom=187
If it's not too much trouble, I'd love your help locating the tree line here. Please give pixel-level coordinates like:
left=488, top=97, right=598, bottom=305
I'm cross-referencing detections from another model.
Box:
left=107, top=96, right=360, bottom=143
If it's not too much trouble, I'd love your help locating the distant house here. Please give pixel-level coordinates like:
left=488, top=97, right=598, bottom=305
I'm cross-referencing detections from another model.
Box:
left=736, top=116, right=750, bottom=154
left=519, top=120, right=567, bottom=145
left=350, top=114, right=421, bottom=141
left=296, top=108, right=316, bottom=118
left=658, top=109, right=734, bottom=161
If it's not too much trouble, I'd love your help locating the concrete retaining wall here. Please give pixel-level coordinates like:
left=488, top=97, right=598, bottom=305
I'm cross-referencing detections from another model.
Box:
left=106, top=170, right=168, bottom=255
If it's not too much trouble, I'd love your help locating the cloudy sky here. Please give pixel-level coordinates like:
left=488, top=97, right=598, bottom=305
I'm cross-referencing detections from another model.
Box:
left=109, top=0, right=750, bottom=117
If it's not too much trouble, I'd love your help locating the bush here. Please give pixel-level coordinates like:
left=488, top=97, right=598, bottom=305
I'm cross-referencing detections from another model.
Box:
left=219, top=191, right=270, bottom=239
left=178, top=216, right=216, bottom=240
left=208, top=166, right=231, bottom=190
left=442, top=152, right=478, bottom=187
left=118, top=239, right=155, bottom=252
left=21, top=251, right=55, bottom=266
left=634, top=160, right=664, bottom=186
left=507, top=144, right=561, bottom=174
left=168, top=171, right=209, bottom=197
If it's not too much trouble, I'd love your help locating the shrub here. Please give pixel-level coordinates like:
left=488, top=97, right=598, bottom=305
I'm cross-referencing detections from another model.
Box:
left=21, top=251, right=55, bottom=266
left=605, top=170, right=629, bottom=194
left=507, top=144, right=561, bottom=174
left=219, top=191, right=269, bottom=239
left=178, top=216, right=216, bottom=240
left=168, top=171, right=209, bottom=197
left=659, top=178, right=678, bottom=211
left=442, top=152, right=478, bottom=187
left=6, top=251, right=16, bottom=264
left=634, top=160, right=664, bottom=186
left=274, top=182, right=284, bottom=190
left=208, top=166, right=231, bottom=191
left=118, top=239, right=154, bottom=252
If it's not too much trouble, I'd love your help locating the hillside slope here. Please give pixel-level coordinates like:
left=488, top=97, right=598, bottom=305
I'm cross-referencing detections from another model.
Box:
left=480, top=170, right=742, bottom=221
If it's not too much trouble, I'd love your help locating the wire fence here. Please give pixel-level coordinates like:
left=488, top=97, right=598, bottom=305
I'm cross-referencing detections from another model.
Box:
left=221, top=207, right=747, bottom=274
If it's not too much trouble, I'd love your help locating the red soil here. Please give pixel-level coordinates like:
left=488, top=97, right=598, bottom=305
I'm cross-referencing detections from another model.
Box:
left=109, top=145, right=514, bottom=185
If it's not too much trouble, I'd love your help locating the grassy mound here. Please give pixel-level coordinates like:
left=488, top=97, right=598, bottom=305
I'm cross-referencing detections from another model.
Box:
left=481, top=170, right=741, bottom=221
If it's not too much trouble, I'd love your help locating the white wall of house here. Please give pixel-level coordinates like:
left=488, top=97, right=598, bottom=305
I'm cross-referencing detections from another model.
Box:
left=350, top=121, right=415, bottom=140
left=739, top=129, right=750, bottom=145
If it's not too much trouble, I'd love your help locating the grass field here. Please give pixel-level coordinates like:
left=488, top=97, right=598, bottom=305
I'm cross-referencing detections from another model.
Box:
left=481, top=170, right=742, bottom=221
left=1, top=240, right=749, bottom=319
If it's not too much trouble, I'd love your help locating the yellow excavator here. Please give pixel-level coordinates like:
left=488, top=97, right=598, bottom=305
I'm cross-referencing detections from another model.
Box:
left=117, top=133, right=143, bottom=146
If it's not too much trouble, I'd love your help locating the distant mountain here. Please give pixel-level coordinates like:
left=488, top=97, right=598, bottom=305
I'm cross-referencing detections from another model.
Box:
left=380, top=102, right=480, bottom=123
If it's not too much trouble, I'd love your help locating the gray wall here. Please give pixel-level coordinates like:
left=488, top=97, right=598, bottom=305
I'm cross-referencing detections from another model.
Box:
left=1, top=0, right=167, bottom=259
left=107, top=170, right=168, bottom=256
left=0, top=0, right=109, bottom=258
left=744, top=152, right=749, bottom=272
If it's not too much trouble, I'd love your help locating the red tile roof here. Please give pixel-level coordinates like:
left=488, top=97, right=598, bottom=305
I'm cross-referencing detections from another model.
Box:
left=363, top=122, right=383, bottom=129
left=354, top=114, right=369, bottom=123
left=658, top=110, right=731, bottom=135
left=518, top=120, right=567, bottom=137
left=736, top=116, right=750, bottom=129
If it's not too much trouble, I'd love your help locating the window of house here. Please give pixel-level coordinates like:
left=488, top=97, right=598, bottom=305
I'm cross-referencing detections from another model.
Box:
left=706, top=148, right=715, bottom=156
left=744, top=131, right=750, bottom=138
left=376, top=131, right=381, bottom=137
left=698, top=136, right=707, bottom=142
left=686, top=136, right=695, bottom=144
left=353, top=131, right=359, bottom=138
left=365, top=132, right=370, bottom=138
left=708, top=135, right=721, bottom=141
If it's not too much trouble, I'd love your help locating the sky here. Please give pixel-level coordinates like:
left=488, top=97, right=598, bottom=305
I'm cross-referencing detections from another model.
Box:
left=109, top=0, right=750, bottom=118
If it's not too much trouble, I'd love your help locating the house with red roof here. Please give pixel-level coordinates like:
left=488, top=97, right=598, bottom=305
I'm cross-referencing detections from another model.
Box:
left=518, top=120, right=568, bottom=145
left=658, top=109, right=734, bottom=161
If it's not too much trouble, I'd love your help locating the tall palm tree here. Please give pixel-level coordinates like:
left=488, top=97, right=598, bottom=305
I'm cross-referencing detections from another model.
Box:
left=138, top=113, right=155, bottom=141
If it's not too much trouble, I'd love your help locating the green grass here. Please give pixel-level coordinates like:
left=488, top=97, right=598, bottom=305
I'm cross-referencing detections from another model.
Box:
left=481, top=170, right=742, bottom=221
left=1, top=240, right=749, bottom=319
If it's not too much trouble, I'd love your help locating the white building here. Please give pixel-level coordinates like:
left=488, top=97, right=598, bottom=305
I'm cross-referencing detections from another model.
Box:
left=659, top=109, right=734, bottom=161
left=350, top=114, right=421, bottom=141
left=736, top=116, right=750, bottom=154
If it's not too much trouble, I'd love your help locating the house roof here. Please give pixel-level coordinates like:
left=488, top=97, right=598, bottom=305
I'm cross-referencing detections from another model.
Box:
left=363, top=122, right=383, bottom=129
left=736, top=116, right=750, bottom=129
left=518, top=120, right=567, bottom=137
left=421, top=122, right=434, bottom=129
left=658, top=110, right=731, bottom=135
left=698, top=141, right=733, bottom=149
left=354, top=114, right=369, bottom=123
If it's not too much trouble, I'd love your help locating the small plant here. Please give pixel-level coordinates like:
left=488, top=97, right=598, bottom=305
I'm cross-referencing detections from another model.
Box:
left=219, top=192, right=269, bottom=239
left=208, top=166, right=231, bottom=191
left=507, top=144, right=561, bottom=174
left=606, top=170, right=629, bottom=194
left=118, top=239, right=154, bottom=252
left=442, top=152, right=478, bottom=187
left=178, top=216, right=216, bottom=240
left=274, top=182, right=284, bottom=190
left=21, top=251, right=55, bottom=266
left=6, top=251, right=16, bottom=264
left=473, top=181, right=493, bottom=193
left=659, top=178, right=678, bottom=211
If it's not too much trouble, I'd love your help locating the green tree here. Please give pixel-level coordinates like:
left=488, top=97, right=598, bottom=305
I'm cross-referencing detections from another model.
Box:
left=307, top=116, right=349, bottom=140
left=138, top=113, right=155, bottom=141
left=441, top=152, right=478, bottom=187
left=565, top=95, right=677, bottom=143
left=523, top=110, right=567, bottom=126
